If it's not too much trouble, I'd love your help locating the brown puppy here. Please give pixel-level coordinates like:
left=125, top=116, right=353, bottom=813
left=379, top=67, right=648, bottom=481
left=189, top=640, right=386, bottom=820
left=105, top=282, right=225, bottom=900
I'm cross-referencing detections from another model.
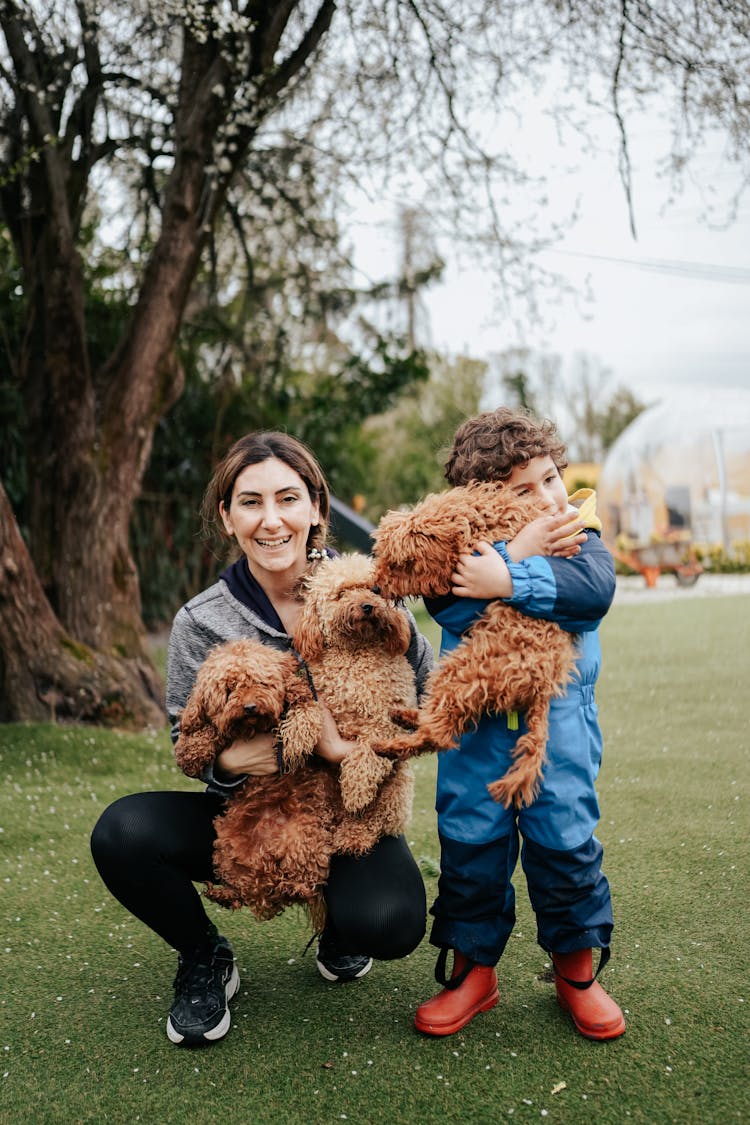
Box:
left=293, top=552, right=419, bottom=849
left=372, top=480, right=577, bottom=809
left=175, top=639, right=333, bottom=920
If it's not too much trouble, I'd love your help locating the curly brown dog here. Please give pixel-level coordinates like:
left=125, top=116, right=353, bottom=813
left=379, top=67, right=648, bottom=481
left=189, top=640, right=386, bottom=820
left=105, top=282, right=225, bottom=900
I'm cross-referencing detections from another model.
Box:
left=175, top=639, right=335, bottom=920
left=371, top=480, right=577, bottom=809
left=173, top=555, right=420, bottom=919
left=293, top=552, right=419, bottom=851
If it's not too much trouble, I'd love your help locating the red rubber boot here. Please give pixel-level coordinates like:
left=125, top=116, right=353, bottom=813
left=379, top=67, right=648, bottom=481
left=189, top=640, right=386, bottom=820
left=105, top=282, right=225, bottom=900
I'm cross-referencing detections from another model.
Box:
left=414, top=950, right=499, bottom=1037
left=553, top=949, right=625, bottom=1040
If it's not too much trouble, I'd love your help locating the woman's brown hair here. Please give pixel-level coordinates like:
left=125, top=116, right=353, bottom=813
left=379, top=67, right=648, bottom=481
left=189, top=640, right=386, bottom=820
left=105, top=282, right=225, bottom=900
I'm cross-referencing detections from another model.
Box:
left=445, top=407, right=568, bottom=486
left=201, top=431, right=330, bottom=557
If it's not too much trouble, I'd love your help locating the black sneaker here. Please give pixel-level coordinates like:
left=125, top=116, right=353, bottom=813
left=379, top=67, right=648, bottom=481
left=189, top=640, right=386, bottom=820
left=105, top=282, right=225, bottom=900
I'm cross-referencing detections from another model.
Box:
left=166, top=934, right=240, bottom=1046
left=316, top=927, right=373, bottom=983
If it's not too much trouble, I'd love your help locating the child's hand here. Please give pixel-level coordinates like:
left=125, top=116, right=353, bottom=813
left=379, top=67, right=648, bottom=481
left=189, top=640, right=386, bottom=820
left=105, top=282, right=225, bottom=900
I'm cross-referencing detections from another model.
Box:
left=508, top=513, right=586, bottom=561
left=452, top=541, right=512, bottom=600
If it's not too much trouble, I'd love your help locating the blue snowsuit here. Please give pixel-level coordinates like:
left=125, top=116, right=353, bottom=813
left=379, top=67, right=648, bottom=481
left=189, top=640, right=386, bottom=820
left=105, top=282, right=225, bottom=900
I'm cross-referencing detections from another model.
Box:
left=424, top=513, right=616, bottom=966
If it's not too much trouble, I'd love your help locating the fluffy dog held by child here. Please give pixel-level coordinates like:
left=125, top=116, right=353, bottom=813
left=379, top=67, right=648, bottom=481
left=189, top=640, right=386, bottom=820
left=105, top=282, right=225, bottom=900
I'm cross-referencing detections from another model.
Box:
left=374, top=406, right=625, bottom=1042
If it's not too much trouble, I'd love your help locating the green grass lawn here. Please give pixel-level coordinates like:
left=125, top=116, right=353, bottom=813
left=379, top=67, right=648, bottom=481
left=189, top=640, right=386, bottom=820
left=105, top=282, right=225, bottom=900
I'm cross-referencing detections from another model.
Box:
left=1, top=594, right=748, bottom=1124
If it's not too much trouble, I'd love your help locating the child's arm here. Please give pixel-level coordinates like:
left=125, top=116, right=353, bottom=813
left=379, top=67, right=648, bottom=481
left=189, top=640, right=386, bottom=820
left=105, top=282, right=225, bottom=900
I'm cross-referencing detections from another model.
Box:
left=427, top=528, right=615, bottom=635
left=451, top=511, right=586, bottom=600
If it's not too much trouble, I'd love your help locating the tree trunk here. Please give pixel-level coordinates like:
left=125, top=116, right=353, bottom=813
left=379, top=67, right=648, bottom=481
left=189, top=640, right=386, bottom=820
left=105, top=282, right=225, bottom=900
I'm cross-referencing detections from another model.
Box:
left=0, top=2, right=337, bottom=722
left=0, top=481, right=164, bottom=727
left=20, top=29, right=228, bottom=656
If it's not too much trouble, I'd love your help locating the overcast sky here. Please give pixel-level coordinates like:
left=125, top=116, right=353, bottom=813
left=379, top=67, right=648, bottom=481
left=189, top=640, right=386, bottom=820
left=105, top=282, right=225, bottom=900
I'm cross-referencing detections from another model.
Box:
left=348, top=108, right=750, bottom=410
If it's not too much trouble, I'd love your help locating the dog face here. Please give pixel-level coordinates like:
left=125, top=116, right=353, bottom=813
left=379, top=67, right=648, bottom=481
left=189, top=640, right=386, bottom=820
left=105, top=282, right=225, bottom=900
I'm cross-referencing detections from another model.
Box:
left=182, top=640, right=300, bottom=741
left=294, top=554, right=412, bottom=661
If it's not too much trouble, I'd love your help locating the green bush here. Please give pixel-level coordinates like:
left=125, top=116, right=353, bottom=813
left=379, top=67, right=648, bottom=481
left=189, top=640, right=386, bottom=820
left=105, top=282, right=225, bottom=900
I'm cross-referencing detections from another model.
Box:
left=693, top=539, right=750, bottom=573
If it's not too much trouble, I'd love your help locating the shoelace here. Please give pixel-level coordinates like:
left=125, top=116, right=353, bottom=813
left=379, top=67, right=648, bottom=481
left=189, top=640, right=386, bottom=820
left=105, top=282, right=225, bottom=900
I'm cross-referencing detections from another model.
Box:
left=303, top=931, right=322, bottom=957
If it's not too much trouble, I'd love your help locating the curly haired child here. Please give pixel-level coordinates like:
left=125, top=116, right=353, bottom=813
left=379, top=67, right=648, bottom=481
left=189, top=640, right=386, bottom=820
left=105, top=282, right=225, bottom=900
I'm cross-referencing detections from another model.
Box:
left=414, top=406, right=625, bottom=1041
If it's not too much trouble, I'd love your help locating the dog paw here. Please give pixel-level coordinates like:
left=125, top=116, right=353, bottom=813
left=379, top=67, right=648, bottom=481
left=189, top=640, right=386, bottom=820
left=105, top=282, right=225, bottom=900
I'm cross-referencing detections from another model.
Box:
left=373, top=736, right=414, bottom=760
left=390, top=707, right=420, bottom=731
left=376, top=727, right=446, bottom=759
left=203, top=882, right=243, bottom=909
left=339, top=745, right=393, bottom=812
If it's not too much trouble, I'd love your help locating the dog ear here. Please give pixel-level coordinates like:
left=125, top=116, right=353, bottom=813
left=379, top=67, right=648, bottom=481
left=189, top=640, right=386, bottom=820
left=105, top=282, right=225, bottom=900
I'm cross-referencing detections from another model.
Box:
left=178, top=689, right=207, bottom=736
left=394, top=610, right=413, bottom=654
left=283, top=669, right=315, bottom=709
left=198, top=674, right=234, bottom=723
left=453, top=513, right=478, bottom=554
left=292, top=600, right=324, bottom=662
left=380, top=608, right=413, bottom=655
left=175, top=691, right=218, bottom=776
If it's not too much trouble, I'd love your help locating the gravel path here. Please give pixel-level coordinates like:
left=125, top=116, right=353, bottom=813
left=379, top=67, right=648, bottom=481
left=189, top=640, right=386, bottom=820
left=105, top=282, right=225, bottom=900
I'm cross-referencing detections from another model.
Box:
left=613, top=572, right=750, bottom=605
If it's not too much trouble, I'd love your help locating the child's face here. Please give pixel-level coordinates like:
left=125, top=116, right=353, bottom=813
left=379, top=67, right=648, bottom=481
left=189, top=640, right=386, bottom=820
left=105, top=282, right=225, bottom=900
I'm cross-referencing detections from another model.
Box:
left=506, top=455, right=568, bottom=515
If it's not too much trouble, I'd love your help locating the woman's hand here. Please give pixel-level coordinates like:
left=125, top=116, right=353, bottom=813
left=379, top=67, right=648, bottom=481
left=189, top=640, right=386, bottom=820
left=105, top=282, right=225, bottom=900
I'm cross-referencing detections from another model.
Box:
left=314, top=704, right=356, bottom=765
left=451, top=541, right=512, bottom=600
left=215, top=732, right=278, bottom=778
left=507, top=512, right=586, bottom=561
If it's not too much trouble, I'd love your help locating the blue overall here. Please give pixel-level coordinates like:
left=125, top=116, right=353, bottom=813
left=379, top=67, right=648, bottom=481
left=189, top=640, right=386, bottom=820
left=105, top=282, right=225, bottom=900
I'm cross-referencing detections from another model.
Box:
left=424, top=526, right=616, bottom=965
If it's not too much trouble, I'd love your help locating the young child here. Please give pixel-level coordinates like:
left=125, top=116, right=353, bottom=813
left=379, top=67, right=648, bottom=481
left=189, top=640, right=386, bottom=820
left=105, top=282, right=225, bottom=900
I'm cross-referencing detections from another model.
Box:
left=415, top=406, right=625, bottom=1041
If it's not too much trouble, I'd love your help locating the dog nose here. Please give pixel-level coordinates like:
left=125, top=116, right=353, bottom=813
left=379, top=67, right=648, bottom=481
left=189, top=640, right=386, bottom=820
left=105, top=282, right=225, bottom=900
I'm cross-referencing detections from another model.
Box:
left=243, top=703, right=257, bottom=715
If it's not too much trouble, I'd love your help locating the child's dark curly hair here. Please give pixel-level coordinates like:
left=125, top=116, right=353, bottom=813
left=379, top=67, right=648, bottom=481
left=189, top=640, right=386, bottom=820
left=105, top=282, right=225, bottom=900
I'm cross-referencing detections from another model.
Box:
left=445, top=407, right=568, bottom=486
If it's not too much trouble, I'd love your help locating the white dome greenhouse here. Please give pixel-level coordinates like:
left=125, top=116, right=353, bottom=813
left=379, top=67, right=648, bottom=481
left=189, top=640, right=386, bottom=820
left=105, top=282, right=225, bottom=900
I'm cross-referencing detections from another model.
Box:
left=597, top=386, right=750, bottom=556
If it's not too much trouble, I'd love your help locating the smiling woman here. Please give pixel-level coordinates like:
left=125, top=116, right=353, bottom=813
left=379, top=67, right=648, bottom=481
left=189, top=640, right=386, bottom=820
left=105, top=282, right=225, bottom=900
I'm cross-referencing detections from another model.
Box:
left=218, top=460, right=321, bottom=612
left=90, top=430, right=434, bottom=1048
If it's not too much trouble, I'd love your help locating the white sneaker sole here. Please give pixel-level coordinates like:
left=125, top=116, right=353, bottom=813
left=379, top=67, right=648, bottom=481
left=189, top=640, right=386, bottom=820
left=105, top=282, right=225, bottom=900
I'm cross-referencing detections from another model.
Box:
left=166, top=962, right=240, bottom=1045
left=316, top=956, right=373, bottom=983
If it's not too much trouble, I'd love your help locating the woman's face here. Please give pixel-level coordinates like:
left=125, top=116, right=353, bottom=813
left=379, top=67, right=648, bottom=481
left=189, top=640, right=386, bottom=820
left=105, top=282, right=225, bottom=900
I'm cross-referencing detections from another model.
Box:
left=219, top=457, right=320, bottom=583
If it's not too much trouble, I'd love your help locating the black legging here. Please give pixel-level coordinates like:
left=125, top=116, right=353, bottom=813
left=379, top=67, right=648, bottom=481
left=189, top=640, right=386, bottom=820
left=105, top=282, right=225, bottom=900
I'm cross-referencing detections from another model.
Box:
left=90, top=791, right=426, bottom=959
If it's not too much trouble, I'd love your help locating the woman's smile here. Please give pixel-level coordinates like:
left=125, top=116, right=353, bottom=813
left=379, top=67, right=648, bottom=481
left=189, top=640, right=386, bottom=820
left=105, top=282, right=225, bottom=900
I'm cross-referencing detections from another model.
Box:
left=255, top=535, right=292, bottom=549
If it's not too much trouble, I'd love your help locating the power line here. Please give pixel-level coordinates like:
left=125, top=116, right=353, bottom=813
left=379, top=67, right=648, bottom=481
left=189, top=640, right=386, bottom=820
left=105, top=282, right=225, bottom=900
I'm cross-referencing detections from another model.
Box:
left=544, top=248, right=750, bottom=285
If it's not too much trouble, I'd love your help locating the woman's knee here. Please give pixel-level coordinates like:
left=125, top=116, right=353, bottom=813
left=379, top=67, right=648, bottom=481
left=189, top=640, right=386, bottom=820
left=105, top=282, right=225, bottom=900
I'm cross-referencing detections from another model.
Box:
left=377, top=901, right=426, bottom=960
left=90, top=793, right=159, bottom=868
left=345, top=888, right=427, bottom=961
left=325, top=835, right=428, bottom=959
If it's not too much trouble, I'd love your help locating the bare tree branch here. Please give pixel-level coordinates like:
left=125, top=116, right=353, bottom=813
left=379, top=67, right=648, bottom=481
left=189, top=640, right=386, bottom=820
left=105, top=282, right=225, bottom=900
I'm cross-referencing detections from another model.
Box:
left=613, top=0, right=637, bottom=238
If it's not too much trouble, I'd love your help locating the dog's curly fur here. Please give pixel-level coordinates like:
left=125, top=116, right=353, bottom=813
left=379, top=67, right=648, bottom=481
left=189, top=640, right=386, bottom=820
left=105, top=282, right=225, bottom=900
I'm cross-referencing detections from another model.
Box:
left=293, top=553, right=418, bottom=844
left=173, top=554, right=419, bottom=920
left=175, top=639, right=333, bottom=920
left=371, top=480, right=577, bottom=809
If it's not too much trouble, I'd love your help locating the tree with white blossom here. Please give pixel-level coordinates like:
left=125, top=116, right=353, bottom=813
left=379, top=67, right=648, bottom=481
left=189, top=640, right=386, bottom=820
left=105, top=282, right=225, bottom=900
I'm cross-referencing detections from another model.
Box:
left=0, top=0, right=747, bottom=723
